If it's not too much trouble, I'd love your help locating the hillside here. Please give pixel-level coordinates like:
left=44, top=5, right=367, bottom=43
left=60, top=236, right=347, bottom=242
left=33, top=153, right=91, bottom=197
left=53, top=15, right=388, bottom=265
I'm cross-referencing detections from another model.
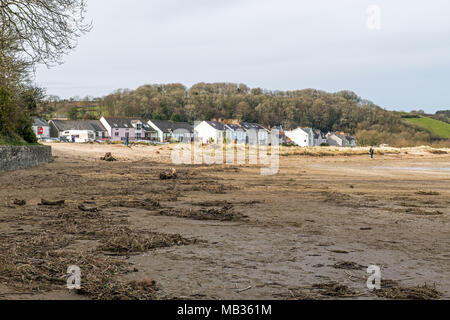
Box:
left=38, top=83, right=449, bottom=147
left=404, top=116, right=450, bottom=139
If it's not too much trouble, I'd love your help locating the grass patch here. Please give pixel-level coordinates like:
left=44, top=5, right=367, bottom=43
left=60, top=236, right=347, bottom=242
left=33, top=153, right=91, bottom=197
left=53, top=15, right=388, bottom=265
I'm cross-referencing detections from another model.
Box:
left=0, top=134, right=40, bottom=146
left=404, top=116, right=450, bottom=139
left=279, top=146, right=400, bottom=157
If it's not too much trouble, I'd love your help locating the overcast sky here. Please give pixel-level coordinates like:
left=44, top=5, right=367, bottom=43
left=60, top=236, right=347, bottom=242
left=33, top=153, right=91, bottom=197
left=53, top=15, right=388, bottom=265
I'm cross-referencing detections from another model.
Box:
left=35, top=0, right=450, bottom=113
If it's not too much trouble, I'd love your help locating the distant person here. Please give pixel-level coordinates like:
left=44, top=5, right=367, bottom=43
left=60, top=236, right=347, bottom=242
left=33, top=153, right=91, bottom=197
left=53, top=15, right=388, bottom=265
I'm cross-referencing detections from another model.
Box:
left=71, top=135, right=75, bottom=143
left=370, top=146, right=375, bottom=159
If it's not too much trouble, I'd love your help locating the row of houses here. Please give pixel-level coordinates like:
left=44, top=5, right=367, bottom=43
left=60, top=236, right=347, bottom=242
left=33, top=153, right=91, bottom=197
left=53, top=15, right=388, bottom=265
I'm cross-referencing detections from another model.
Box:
left=32, top=117, right=356, bottom=147
left=284, top=127, right=357, bottom=147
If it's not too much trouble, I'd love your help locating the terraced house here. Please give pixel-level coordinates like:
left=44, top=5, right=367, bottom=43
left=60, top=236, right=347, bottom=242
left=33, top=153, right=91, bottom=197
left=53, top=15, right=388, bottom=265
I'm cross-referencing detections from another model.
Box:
left=49, top=120, right=107, bottom=142
left=100, top=117, right=155, bottom=141
left=32, top=117, right=50, bottom=139
left=147, top=120, right=194, bottom=143
left=239, top=122, right=269, bottom=145
left=224, top=123, right=247, bottom=144
left=326, top=132, right=357, bottom=147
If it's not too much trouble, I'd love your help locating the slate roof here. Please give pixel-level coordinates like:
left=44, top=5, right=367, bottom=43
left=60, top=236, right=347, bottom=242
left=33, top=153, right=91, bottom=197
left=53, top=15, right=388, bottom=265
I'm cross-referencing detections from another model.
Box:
left=102, top=118, right=135, bottom=129
left=205, top=121, right=225, bottom=131
left=50, top=120, right=106, bottom=132
left=33, top=117, right=49, bottom=127
left=300, top=127, right=313, bottom=135
left=313, top=129, right=325, bottom=139
left=225, top=124, right=244, bottom=131
left=333, top=132, right=355, bottom=141
left=131, top=119, right=154, bottom=131
left=87, top=120, right=107, bottom=132
left=149, top=120, right=193, bottom=133
left=345, top=135, right=356, bottom=141
left=240, top=122, right=267, bottom=131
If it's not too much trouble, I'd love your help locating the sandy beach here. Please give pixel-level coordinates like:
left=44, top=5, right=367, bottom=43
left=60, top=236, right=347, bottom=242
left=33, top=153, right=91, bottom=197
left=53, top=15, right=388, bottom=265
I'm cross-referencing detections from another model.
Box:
left=0, top=143, right=448, bottom=300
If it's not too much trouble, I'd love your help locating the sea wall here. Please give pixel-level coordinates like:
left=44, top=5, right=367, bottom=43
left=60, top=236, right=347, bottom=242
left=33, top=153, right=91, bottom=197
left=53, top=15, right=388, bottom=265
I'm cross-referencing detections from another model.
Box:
left=0, top=145, right=52, bottom=173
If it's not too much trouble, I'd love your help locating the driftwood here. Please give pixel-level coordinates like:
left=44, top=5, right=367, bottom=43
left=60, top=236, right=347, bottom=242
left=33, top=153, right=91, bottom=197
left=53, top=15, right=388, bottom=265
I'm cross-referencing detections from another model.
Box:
left=100, top=153, right=117, bottom=162
left=40, top=199, right=65, bottom=206
left=160, top=168, right=177, bottom=180
left=78, top=204, right=99, bottom=213
left=13, top=199, right=26, bottom=206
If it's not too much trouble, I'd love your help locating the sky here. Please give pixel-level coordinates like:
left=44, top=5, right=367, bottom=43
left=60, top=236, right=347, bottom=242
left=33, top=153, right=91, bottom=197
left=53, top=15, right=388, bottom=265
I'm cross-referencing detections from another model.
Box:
left=35, top=0, right=450, bottom=113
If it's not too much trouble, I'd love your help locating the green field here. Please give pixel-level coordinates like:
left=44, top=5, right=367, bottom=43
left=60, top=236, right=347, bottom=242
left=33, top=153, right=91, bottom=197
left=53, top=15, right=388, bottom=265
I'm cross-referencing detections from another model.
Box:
left=404, top=116, right=450, bottom=139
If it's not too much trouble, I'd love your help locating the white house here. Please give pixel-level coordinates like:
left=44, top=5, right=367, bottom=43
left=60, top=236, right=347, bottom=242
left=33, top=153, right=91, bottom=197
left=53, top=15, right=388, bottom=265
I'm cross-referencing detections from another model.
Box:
left=49, top=120, right=106, bottom=143
left=32, top=117, right=50, bottom=139
left=285, top=128, right=314, bottom=147
left=194, top=121, right=225, bottom=144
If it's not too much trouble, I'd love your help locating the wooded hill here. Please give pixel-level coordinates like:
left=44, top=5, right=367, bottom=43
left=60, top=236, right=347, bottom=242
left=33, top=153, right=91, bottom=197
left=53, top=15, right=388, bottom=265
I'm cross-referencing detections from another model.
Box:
left=38, top=83, right=450, bottom=147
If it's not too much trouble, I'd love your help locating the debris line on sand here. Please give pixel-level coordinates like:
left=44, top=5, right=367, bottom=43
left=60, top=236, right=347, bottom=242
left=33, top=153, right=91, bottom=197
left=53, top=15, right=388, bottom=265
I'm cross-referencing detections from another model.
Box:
left=312, top=282, right=360, bottom=297
left=158, top=205, right=248, bottom=222
left=374, top=284, right=441, bottom=300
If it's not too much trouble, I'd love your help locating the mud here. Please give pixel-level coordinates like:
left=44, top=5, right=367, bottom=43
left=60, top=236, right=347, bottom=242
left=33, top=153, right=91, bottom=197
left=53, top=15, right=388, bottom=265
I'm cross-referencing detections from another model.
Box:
left=0, top=143, right=448, bottom=300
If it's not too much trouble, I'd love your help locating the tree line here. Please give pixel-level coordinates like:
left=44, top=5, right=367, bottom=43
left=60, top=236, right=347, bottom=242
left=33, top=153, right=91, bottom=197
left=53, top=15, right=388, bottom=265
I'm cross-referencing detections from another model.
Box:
left=40, top=83, right=448, bottom=147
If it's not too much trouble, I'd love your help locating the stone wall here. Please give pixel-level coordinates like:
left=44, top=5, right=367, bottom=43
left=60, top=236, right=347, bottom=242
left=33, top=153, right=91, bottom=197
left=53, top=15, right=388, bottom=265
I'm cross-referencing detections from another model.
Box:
left=0, top=145, right=52, bottom=173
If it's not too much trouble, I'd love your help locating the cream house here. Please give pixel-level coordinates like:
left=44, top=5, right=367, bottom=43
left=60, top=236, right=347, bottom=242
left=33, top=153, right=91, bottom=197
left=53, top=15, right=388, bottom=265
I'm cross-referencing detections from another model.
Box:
left=194, top=121, right=225, bottom=144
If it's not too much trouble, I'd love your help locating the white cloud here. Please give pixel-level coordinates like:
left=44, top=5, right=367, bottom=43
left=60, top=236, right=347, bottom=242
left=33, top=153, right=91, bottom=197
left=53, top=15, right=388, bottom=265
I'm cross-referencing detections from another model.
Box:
left=35, top=0, right=450, bottom=112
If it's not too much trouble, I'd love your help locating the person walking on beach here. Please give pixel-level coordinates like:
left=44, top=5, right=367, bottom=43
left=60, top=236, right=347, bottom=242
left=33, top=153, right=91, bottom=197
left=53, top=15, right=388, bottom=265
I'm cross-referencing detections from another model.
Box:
left=370, top=146, right=375, bottom=159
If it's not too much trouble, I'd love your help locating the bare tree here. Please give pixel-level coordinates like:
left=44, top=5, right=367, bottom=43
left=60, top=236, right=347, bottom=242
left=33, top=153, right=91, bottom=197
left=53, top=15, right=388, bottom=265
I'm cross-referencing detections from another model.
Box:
left=0, top=25, right=30, bottom=88
left=0, top=0, right=91, bottom=66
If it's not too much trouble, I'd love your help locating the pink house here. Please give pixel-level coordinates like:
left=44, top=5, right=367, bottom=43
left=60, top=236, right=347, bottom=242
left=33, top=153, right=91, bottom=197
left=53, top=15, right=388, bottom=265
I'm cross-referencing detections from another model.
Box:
left=100, top=117, right=137, bottom=141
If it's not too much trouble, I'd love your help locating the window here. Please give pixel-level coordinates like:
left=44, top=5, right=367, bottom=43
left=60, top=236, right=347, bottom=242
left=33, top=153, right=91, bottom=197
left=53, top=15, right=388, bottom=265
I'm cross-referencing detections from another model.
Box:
left=136, top=124, right=142, bottom=130
left=115, top=132, right=119, bottom=137
left=136, top=133, right=141, bottom=138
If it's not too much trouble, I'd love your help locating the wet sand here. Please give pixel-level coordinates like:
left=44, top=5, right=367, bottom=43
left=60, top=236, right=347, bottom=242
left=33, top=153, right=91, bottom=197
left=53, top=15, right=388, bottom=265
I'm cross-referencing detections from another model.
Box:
left=0, top=143, right=448, bottom=299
